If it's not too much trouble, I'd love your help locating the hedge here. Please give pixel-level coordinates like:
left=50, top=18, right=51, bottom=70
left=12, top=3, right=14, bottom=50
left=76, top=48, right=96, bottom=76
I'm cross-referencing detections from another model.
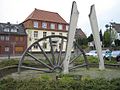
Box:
left=0, top=75, right=120, bottom=90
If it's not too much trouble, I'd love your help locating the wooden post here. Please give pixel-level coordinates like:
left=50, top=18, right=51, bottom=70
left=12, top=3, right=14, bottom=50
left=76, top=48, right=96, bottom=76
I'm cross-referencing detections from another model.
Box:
left=89, top=5, right=105, bottom=70
left=63, top=1, right=79, bottom=74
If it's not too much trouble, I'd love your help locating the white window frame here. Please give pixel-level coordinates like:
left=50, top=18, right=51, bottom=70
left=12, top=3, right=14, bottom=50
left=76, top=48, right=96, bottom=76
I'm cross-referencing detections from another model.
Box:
left=43, top=32, right=47, bottom=37
left=33, top=21, right=38, bottom=28
left=42, top=22, right=47, bottom=29
left=34, top=31, right=38, bottom=38
left=50, top=23, right=55, bottom=29
left=6, top=36, right=9, bottom=41
left=5, top=47, right=9, bottom=52
left=0, top=36, right=4, bottom=41
left=58, top=24, right=62, bottom=30
left=11, top=28, right=17, bottom=32
left=4, top=28, right=9, bottom=32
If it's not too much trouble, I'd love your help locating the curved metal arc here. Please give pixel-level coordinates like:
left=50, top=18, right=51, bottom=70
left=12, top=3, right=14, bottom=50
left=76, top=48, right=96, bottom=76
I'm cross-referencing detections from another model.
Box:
left=18, top=35, right=67, bottom=73
left=34, top=35, right=67, bottom=44
left=18, top=45, right=33, bottom=73
left=18, top=35, right=90, bottom=73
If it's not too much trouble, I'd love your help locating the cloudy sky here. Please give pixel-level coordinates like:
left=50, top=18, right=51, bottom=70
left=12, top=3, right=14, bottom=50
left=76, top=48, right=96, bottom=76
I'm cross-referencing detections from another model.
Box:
left=1, top=0, right=120, bottom=36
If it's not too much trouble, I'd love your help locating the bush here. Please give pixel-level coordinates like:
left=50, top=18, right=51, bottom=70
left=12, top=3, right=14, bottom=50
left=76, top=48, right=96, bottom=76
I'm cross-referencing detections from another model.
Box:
left=0, top=59, right=41, bottom=68
left=87, top=56, right=99, bottom=63
left=0, top=59, right=19, bottom=68
left=0, top=76, right=120, bottom=90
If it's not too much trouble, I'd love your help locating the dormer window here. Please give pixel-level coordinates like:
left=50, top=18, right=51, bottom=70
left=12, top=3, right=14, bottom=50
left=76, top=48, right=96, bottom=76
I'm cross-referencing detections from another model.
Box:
left=42, top=22, right=47, bottom=29
left=33, top=21, right=38, bottom=28
left=11, top=28, right=17, bottom=32
left=58, top=24, right=62, bottom=30
left=4, top=28, right=9, bottom=32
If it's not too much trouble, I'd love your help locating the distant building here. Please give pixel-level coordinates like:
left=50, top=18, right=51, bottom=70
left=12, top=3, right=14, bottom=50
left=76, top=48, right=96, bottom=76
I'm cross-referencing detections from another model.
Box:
left=0, top=22, right=27, bottom=56
left=111, top=22, right=120, bottom=40
left=23, top=8, right=69, bottom=52
left=75, top=28, right=87, bottom=39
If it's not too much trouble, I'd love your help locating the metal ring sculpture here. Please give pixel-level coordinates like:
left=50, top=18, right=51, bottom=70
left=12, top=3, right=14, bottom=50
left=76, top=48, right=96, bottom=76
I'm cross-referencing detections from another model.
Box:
left=18, top=35, right=88, bottom=73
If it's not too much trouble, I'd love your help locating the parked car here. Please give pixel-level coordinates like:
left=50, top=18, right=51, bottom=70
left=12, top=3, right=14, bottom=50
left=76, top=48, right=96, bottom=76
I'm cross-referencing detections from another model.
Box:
left=104, top=50, right=120, bottom=60
left=86, top=50, right=97, bottom=57
left=116, top=53, right=120, bottom=62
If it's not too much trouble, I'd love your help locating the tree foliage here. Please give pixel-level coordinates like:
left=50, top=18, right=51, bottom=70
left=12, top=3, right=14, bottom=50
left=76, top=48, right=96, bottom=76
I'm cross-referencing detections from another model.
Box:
left=75, top=37, right=88, bottom=49
left=99, top=30, right=103, bottom=41
left=115, top=39, right=120, bottom=46
left=103, top=29, right=111, bottom=47
left=87, top=34, right=93, bottom=42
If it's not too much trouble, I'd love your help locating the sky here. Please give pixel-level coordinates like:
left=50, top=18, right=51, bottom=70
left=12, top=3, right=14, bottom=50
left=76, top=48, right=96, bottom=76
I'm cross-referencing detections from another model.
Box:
left=1, top=0, right=120, bottom=36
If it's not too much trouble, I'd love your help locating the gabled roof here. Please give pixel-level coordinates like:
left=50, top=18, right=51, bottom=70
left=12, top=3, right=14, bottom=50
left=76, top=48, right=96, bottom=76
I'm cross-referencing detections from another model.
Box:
left=75, top=28, right=87, bottom=39
left=0, top=22, right=27, bottom=35
left=25, top=8, right=68, bottom=24
left=111, top=22, right=120, bottom=33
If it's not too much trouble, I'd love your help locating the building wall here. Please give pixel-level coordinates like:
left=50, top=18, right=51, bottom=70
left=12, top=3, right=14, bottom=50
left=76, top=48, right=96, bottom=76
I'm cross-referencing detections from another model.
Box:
left=112, top=28, right=119, bottom=41
left=117, top=33, right=120, bottom=40
left=23, top=19, right=69, bottom=52
left=26, top=29, right=67, bottom=52
left=24, top=20, right=68, bottom=31
left=0, top=35, right=27, bottom=55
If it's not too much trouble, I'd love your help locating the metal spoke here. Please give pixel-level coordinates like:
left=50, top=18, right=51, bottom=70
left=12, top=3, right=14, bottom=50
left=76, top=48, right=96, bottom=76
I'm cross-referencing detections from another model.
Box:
left=57, top=38, right=64, bottom=65
left=18, top=35, right=88, bottom=73
left=69, top=54, right=81, bottom=64
left=26, top=52, right=53, bottom=70
left=74, top=41, right=89, bottom=69
left=21, top=65, right=52, bottom=73
left=36, top=42, right=54, bottom=67
left=49, top=37, right=56, bottom=65
left=69, top=63, right=87, bottom=71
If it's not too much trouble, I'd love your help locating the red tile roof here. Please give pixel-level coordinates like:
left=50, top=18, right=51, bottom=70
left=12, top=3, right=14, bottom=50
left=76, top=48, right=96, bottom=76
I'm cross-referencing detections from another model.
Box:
left=25, top=8, right=68, bottom=24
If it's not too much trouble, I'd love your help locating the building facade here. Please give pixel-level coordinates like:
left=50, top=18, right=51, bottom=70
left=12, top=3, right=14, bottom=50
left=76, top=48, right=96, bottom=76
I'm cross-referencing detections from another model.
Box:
left=0, top=22, right=27, bottom=56
left=111, top=22, right=120, bottom=40
left=23, top=8, right=69, bottom=52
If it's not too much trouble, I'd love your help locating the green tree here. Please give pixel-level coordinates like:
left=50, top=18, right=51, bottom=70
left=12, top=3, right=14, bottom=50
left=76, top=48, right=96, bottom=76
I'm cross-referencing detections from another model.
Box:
left=87, top=34, right=93, bottom=42
left=75, top=37, right=88, bottom=49
left=99, top=30, right=103, bottom=41
left=103, top=29, right=110, bottom=47
left=115, top=39, right=120, bottom=46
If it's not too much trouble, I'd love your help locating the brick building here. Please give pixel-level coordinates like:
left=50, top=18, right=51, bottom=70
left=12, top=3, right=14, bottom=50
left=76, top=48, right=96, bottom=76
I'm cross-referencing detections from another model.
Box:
left=0, top=22, right=27, bottom=56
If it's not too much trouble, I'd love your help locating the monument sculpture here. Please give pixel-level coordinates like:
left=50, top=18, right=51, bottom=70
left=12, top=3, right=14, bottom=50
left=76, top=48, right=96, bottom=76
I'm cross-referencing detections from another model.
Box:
left=89, top=5, right=105, bottom=70
left=18, top=2, right=105, bottom=74
left=18, top=1, right=88, bottom=74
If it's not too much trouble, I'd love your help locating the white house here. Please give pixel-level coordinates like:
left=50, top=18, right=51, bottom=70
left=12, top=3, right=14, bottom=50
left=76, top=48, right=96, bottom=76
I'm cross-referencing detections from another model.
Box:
left=23, top=8, right=69, bottom=52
